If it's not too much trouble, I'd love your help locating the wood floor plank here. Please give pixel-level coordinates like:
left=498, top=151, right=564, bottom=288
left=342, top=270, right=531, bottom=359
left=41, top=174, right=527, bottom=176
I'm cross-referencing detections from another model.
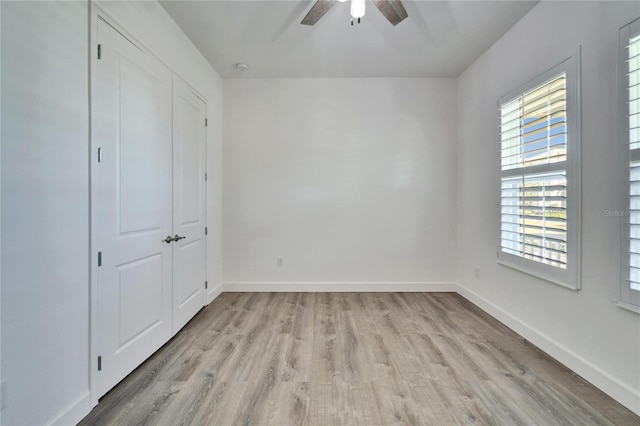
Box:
left=80, top=293, right=639, bottom=425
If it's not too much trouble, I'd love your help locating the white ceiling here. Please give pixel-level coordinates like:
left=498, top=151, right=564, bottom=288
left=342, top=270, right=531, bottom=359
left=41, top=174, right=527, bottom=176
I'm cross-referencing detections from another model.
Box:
left=160, top=0, right=538, bottom=78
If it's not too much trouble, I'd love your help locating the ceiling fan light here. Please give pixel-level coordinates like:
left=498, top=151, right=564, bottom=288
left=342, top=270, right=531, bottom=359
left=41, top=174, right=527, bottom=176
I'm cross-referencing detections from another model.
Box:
left=350, top=0, right=365, bottom=19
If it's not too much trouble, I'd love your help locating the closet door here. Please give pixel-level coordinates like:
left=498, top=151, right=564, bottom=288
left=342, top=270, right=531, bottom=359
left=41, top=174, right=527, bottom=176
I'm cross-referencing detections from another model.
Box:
left=95, top=18, right=173, bottom=397
left=172, top=76, right=207, bottom=334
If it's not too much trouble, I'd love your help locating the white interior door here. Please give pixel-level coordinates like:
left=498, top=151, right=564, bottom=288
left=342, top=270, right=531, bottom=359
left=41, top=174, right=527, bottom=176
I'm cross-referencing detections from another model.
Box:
left=95, top=19, right=173, bottom=397
left=172, top=76, right=207, bottom=334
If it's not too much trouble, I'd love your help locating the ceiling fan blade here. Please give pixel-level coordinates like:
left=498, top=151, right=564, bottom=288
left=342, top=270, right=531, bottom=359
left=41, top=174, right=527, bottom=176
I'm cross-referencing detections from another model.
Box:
left=372, top=0, right=408, bottom=26
left=301, top=0, right=337, bottom=26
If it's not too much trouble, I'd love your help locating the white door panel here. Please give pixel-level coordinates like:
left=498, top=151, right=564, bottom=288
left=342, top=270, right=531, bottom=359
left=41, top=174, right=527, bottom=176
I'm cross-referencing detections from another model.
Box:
left=96, top=19, right=173, bottom=397
left=176, top=100, right=201, bottom=224
left=116, top=254, right=164, bottom=349
left=118, top=58, right=167, bottom=234
left=175, top=239, right=204, bottom=307
left=172, top=76, right=207, bottom=334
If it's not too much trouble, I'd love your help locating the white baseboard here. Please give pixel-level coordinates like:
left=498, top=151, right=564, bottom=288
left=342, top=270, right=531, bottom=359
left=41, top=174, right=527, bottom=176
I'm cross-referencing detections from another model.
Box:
left=223, top=281, right=457, bottom=293
left=47, top=391, right=91, bottom=426
left=206, top=283, right=223, bottom=304
left=456, top=284, right=640, bottom=417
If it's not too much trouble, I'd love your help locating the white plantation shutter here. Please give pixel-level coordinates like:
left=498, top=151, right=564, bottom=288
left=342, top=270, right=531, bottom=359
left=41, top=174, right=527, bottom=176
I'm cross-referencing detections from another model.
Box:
left=500, top=75, right=567, bottom=171
left=498, top=53, right=580, bottom=289
left=500, top=172, right=567, bottom=268
left=622, top=18, right=640, bottom=308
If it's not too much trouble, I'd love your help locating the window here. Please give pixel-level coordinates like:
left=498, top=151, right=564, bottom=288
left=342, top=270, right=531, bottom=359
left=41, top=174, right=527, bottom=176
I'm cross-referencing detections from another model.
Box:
left=620, top=18, right=640, bottom=311
left=498, top=51, right=581, bottom=289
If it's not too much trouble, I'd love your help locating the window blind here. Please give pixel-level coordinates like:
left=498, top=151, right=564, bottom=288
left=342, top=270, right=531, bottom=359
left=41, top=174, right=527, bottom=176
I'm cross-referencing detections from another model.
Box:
left=499, top=74, right=568, bottom=269
left=626, top=32, right=640, bottom=292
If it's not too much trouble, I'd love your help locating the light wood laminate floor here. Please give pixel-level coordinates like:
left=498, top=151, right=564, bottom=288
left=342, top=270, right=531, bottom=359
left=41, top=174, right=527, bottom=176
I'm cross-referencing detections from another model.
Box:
left=80, top=293, right=639, bottom=425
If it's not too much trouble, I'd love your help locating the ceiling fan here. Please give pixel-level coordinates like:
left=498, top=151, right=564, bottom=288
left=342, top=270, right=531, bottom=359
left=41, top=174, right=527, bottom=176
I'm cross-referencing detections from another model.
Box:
left=301, top=0, right=408, bottom=26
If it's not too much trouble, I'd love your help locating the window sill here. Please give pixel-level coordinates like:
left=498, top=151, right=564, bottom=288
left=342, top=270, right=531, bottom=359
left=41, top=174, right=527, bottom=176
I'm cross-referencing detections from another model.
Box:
left=616, top=301, right=640, bottom=315
left=496, top=259, right=579, bottom=291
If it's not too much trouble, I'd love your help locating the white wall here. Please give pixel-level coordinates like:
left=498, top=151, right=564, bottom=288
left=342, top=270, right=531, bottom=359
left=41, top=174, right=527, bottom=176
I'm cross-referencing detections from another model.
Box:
left=456, top=0, right=640, bottom=415
left=0, top=2, right=3, bottom=424
left=1, top=2, right=90, bottom=424
left=223, top=78, right=457, bottom=291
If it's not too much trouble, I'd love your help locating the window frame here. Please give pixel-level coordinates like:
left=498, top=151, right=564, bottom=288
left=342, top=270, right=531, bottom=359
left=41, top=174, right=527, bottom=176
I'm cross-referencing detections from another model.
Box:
left=496, top=49, right=582, bottom=290
left=618, top=17, right=640, bottom=313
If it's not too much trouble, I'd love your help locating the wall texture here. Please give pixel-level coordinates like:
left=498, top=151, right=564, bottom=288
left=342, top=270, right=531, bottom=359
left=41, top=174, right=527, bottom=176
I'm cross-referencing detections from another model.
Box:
left=1, top=2, right=90, bottom=424
left=223, top=78, right=457, bottom=291
left=456, top=0, right=640, bottom=415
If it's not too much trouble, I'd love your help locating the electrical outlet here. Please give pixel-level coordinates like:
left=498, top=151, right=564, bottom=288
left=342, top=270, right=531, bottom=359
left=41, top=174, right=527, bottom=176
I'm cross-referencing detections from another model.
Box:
left=277, top=256, right=284, bottom=267
left=474, top=266, right=481, bottom=278
left=1, top=380, right=7, bottom=410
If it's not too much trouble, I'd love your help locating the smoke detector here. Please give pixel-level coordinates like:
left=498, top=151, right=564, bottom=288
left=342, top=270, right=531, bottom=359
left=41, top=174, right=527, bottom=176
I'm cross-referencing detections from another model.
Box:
left=235, top=63, right=249, bottom=72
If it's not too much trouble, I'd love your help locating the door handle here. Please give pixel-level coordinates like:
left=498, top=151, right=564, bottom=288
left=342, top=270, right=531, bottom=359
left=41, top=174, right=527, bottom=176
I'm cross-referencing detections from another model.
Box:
left=174, top=235, right=186, bottom=241
left=162, top=235, right=173, bottom=244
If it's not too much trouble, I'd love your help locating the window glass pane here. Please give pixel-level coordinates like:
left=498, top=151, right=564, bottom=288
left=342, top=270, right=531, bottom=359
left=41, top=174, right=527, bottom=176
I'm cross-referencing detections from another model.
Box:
left=500, top=74, right=566, bottom=171
left=500, top=172, right=567, bottom=269
left=499, top=68, right=571, bottom=276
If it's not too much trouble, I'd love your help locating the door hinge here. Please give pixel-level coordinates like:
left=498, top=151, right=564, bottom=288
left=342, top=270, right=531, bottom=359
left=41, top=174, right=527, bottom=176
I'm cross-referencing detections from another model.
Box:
left=98, top=251, right=102, bottom=267
left=97, top=44, right=102, bottom=60
left=98, top=147, right=102, bottom=163
left=205, top=281, right=208, bottom=289
left=205, top=118, right=208, bottom=127
left=205, top=227, right=208, bottom=235
left=205, top=172, right=207, bottom=181
left=98, top=356, right=102, bottom=371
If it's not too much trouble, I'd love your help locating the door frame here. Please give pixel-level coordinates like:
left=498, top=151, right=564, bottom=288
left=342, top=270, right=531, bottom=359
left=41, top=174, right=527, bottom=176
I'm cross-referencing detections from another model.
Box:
left=88, top=5, right=209, bottom=408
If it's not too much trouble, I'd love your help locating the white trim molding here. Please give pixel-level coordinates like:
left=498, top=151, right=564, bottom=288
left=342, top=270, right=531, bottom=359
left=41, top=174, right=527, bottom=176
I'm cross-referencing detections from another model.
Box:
left=206, top=283, right=224, bottom=305
left=223, top=281, right=457, bottom=293
left=456, top=284, right=640, bottom=417
left=46, top=391, right=91, bottom=426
